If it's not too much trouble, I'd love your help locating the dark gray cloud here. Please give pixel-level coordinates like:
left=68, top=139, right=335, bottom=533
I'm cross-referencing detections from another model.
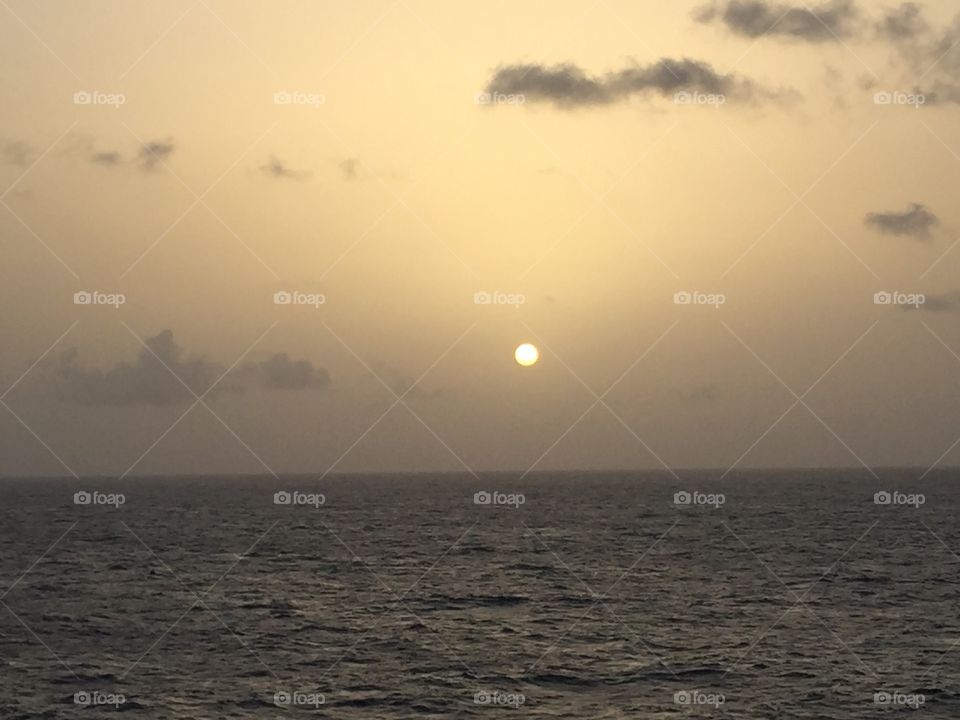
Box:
left=260, top=155, right=311, bottom=180
left=1, top=139, right=34, bottom=166
left=695, top=2, right=960, bottom=103
left=47, top=330, right=328, bottom=406
left=864, top=203, right=939, bottom=240
left=487, top=63, right=609, bottom=106
left=695, top=0, right=859, bottom=41
left=137, top=139, right=175, bottom=171
left=484, top=57, right=791, bottom=108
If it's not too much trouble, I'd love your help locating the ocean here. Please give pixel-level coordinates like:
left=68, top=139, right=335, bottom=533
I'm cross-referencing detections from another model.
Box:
left=0, top=470, right=956, bottom=718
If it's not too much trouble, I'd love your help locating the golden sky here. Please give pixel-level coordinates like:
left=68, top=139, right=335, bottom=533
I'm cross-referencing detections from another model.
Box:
left=2, top=0, right=960, bottom=477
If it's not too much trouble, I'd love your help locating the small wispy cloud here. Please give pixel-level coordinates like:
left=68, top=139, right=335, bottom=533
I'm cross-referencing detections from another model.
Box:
left=914, top=291, right=960, bottom=313
left=90, top=151, right=123, bottom=166
left=260, top=155, right=311, bottom=180
left=865, top=203, right=939, bottom=240
left=1, top=139, right=34, bottom=166
left=137, top=138, right=175, bottom=171
left=339, top=158, right=359, bottom=180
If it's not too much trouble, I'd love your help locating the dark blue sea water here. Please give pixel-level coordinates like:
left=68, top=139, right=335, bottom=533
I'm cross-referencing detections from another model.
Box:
left=1, top=470, right=957, bottom=718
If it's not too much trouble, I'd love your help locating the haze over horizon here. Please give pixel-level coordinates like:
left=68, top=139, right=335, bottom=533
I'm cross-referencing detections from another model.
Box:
left=4, top=0, right=960, bottom=478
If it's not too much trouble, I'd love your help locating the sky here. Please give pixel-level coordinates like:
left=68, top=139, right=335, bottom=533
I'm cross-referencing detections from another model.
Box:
left=2, top=0, right=960, bottom=478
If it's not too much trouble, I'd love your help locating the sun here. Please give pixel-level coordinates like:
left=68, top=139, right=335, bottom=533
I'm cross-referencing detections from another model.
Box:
left=514, top=343, right=539, bottom=367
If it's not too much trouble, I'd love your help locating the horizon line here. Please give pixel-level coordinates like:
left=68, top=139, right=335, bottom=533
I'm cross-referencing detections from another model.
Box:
left=1, top=465, right=956, bottom=482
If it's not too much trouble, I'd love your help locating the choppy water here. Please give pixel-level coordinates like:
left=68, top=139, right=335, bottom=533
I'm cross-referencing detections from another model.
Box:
left=1, top=470, right=958, bottom=718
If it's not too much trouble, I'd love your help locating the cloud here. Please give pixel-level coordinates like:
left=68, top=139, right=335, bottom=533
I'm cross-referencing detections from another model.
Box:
left=50, top=330, right=222, bottom=406
left=260, top=155, right=311, bottom=180
left=876, top=2, right=927, bottom=41
left=237, top=353, right=330, bottom=390
left=695, top=2, right=960, bottom=103
left=695, top=0, right=860, bottom=41
left=484, top=57, right=792, bottom=108
left=870, top=5, right=960, bottom=104
left=90, top=151, right=122, bottom=166
left=913, top=291, right=960, bottom=313
left=902, top=21, right=960, bottom=104
left=58, top=133, right=124, bottom=167
left=137, top=139, right=175, bottom=171
left=864, top=203, right=939, bottom=240
left=339, top=158, right=359, bottom=180
left=46, top=331, right=328, bottom=406
left=1, top=139, right=34, bottom=166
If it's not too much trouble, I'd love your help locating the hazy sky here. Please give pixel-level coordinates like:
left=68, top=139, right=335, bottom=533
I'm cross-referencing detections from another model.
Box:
left=3, top=0, right=960, bottom=478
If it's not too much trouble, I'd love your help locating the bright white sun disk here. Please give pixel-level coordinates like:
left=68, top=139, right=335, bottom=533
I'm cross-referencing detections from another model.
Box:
left=515, top=343, right=539, bottom=367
